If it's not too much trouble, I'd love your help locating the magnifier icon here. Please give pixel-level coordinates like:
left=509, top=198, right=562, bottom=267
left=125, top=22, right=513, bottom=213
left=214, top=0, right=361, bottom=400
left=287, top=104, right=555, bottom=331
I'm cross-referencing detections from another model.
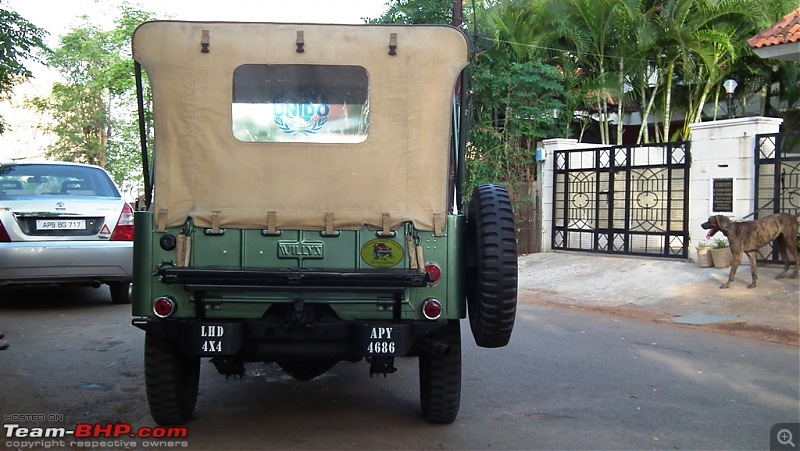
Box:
left=778, top=429, right=796, bottom=447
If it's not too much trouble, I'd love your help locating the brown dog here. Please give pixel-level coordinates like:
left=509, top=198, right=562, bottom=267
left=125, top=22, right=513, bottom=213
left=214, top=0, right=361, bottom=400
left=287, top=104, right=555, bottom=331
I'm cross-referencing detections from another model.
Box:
left=701, top=213, right=799, bottom=288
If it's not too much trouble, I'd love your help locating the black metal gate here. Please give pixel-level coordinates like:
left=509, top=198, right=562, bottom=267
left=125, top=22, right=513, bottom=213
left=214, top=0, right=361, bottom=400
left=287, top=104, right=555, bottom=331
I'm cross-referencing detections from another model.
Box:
left=754, top=131, right=800, bottom=263
left=552, top=142, right=690, bottom=258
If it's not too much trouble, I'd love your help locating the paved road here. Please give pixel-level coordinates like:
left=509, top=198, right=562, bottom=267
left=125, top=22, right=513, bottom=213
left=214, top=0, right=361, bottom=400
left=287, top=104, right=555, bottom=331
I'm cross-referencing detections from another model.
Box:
left=0, top=284, right=797, bottom=450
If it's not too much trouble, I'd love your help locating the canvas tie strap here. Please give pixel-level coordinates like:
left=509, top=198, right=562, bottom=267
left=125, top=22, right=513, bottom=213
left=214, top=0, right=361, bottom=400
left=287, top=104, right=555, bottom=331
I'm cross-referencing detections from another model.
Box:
left=157, top=208, right=168, bottom=233
left=406, top=235, right=418, bottom=270
left=325, top=212, right=335, bottom=236
left=415, top=245, right=426, bottom=273
left=211, top=211, right=221, bottom=234
left=201, top=30, right=210, bottom=53
left=433, top=213, right=444, bottom=237
left=176, top=235, right=191, bottom=267
left=266, top=211, right=278, bottom=235
left=382, top=212, right=392, bottom=236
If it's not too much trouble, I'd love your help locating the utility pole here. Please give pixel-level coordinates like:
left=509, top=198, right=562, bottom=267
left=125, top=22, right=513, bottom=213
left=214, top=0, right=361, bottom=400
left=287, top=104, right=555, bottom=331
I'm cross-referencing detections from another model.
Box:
left=453, top=0, right=462, bottom=27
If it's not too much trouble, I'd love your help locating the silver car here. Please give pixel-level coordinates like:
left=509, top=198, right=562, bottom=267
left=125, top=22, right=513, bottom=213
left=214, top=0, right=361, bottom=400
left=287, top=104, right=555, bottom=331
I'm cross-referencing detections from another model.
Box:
left=0, top=161, right=133, bottom=303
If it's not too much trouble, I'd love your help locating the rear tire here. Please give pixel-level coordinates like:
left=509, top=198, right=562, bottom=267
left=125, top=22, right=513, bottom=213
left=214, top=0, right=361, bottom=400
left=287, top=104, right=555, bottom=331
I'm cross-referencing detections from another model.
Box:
left=466, top=184, right=518, bottom=348
left=277, top=360, right=338, bottom=381
left=144, top=332, right=200, bottom=425
left=109, top=282, right=131, bottom=304
left=419, top=320, right=461, bottom=424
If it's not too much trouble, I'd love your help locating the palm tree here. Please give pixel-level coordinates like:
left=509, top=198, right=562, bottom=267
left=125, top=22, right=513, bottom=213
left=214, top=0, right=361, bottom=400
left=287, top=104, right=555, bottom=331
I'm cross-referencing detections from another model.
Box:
left=471, top=0, right=793, bottom=144
left=541, top=0, right=629, bottom=144
left=536, top=0, right=667, bottom=145
left=651, top=0, right=767, bottom=140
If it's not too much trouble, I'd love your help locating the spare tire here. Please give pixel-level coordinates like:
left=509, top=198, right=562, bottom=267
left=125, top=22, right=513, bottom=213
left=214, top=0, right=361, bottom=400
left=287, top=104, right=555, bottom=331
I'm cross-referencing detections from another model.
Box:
left=466, top=184, right=518, bottom=348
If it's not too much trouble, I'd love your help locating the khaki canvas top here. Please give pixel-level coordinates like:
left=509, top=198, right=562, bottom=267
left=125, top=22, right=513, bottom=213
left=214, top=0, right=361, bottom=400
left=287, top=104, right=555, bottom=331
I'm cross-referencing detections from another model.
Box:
left=133, top=21, right=469, bottom=233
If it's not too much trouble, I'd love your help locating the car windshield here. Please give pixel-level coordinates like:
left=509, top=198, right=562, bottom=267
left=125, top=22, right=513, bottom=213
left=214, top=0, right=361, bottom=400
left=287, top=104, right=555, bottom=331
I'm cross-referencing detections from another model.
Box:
left=0, top=164, right=120, bottom=199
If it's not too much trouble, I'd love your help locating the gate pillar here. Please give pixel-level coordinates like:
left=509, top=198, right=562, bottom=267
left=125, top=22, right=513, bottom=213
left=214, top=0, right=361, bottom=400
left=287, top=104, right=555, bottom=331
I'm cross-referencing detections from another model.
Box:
left=688, top=117, right=783, bottom=261
left=540, top=138, right=604, bottom=252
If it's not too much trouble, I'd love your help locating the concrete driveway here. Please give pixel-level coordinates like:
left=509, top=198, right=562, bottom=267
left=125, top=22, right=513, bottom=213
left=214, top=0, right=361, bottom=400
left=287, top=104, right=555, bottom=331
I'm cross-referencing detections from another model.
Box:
left=518, top=251, right=799, bottom=345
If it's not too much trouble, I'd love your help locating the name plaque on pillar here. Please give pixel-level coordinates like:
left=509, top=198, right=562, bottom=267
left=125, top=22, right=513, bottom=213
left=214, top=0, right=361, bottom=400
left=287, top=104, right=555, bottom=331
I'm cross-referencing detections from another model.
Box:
left=712, top=178, right=733, bottom=213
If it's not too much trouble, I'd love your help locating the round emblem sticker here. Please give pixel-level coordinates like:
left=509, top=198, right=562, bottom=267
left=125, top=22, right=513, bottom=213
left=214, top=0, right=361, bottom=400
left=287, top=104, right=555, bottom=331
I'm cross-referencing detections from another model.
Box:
left=360, top=239, right=404, bottom=268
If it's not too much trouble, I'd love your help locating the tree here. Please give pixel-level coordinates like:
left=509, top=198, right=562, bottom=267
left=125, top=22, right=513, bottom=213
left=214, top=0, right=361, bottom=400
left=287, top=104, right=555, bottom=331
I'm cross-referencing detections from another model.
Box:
left=651, top=0, right=767, bottom=140
left=535, top=0, right=633, bottom=144
left=480, top=0, right=594, bottom=141
left=469, top=57, right=568, bottom=194
left=462, top=1, right=570, bottom=254
left=28, top=5, right=155, bottom=185
left=481, top=0, right=795, bottom=143
left=365, top=0, right=456, bottom=24
left=730, top=0, right=800, bottom=130
left=471, top=0, right=570, bottom=191
left=0, top=0, right=47, bottom=134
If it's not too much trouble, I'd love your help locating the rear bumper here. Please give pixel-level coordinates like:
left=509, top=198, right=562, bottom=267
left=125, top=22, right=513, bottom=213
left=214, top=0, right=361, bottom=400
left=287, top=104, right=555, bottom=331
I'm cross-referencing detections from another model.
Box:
left=0, top=241, right=133, bottom=285
left=155, top=266, right=431, bottom=291
left=133, top=316, right=448, bottom=361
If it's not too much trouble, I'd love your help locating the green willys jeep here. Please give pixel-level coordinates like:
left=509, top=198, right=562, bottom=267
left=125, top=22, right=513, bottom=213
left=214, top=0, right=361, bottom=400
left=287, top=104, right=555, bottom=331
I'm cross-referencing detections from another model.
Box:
left=131, top=21, right=517, bottom=425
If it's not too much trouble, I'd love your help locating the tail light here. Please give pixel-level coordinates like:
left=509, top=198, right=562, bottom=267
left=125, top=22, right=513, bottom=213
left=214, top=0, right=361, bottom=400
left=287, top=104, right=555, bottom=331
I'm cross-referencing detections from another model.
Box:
left=153, top=296, right=176, bottom=318
left=422, top=298, right=443, bottom=320
left=110, top=203, right=134, bottom=241
left=424, top=262, right=442, bottom=286
left=0, top=220, right=10, bottom=242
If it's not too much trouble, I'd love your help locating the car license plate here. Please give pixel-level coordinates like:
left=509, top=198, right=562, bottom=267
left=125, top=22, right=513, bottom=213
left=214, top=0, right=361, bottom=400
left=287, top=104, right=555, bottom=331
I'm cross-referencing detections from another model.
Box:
left=357, top=324, right=411, bottom=357
left=365, top=326, right=397, bottom=355
left=193, top=323, right=242, bottom=356
left=36, top=219, right=86, bottom=230
left=198, top=324, right=228, bottom=353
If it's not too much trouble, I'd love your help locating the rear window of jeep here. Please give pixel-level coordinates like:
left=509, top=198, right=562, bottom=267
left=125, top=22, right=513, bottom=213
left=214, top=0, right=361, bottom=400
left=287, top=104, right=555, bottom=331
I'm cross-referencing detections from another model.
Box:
left=232, top=64, right=369, bottom=143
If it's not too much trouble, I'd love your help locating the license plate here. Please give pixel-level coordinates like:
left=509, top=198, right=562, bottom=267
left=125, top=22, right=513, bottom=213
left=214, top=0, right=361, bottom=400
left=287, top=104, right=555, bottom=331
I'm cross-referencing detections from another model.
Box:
left=193, top=323, right=243, bottom=356
left=36, top=219, right=86, bottom=230
left=365, top=326, right=397, bottom=355
left=198, top=324, right=228, bottom=353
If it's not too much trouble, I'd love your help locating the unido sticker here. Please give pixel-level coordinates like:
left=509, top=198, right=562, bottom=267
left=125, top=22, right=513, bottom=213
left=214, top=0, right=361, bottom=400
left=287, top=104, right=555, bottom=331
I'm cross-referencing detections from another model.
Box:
left=360, top=239, right=404, bottom=268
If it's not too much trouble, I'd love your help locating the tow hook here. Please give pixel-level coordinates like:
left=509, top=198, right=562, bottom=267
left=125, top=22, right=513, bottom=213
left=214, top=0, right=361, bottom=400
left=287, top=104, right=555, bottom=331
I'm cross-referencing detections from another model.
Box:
left=281, top=301, right=316, bottom=329
left=367, top=356, right=397, bottom=377
left=210, top=356, right=245, bottom=379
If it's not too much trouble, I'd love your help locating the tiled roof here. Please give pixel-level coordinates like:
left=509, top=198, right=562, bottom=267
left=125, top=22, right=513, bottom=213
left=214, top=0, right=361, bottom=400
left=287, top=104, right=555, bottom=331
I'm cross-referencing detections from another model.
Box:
left=748, top=7, right=800, bottom=49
